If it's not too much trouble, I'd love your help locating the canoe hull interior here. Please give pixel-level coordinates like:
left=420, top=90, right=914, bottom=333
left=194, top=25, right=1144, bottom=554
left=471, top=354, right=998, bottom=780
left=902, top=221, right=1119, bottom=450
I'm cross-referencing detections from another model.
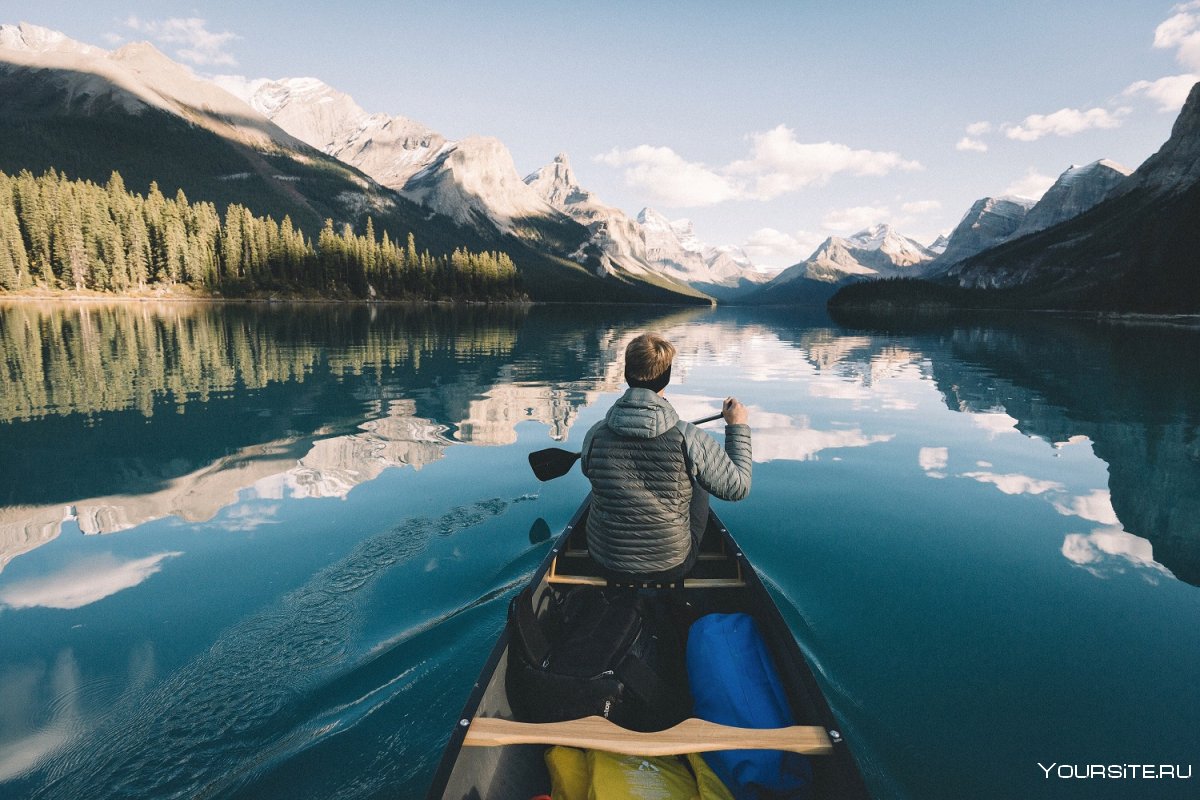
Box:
left=426, top=500, right=870, bottom=799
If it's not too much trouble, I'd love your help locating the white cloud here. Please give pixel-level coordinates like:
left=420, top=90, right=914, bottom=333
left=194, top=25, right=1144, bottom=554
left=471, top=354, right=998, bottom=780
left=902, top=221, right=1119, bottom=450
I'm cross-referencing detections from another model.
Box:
left=962, top=471, right=1065, bottom=496
left=901, top=200, right=941, bottom=215
left=808, top=379, right=872, bottom=401
left=1155, top=1, right=1200, bottom=71
left=956, top=137, right=988, bottom=153
left=1003, top=168, right=1057, bottom=201
left=919, top=446, right=949, bottom=478
left=968, top=411, right=1020, bottom=437
left=101, top=32, right=124, bottom=46
left=727, top=125, right=922, bottom=199
left=596, top=146, right=740, bottom=207
left=124, top=16, right=240, bottom=67
left=1003, top=107, right=1129, bottom=141
left=821, top=205, right=890, bottom=232
left=1062, top=526, right=1173, bottom=579
left=1053, top=489, right=1120, bottom=525
left=598, top=124, right=920, bottom=207
left=753, top=420, right=894, bottom=463
left=0, top=552, right=182, bottom=610
left=1123, top=73, right=1199, bottom=112
left=966, top=121, right=993, bottom=136
left=665, top=399, right=893, bottom=462
left=742, top=227, right=824, bottom=267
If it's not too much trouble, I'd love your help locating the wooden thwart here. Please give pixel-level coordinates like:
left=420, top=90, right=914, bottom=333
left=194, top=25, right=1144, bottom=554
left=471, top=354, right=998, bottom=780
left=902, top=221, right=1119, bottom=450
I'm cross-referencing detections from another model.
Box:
left=463, top=715, right=834, bottom=756
left=545, top=554, right=746, bottom=589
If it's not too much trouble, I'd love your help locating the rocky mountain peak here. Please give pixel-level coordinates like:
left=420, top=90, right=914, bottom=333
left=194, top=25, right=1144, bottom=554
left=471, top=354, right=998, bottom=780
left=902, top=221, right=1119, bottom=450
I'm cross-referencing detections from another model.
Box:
left=524, top=151, right=585, bottom=208
left=1121, top=79, right=1200, bottom=195
left=1013, top=159, right=1131, bottom=238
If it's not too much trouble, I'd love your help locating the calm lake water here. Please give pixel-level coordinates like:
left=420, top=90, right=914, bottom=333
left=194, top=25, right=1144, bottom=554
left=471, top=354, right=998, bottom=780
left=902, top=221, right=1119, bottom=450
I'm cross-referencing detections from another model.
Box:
left=0, top=301, right=1197, bottom=800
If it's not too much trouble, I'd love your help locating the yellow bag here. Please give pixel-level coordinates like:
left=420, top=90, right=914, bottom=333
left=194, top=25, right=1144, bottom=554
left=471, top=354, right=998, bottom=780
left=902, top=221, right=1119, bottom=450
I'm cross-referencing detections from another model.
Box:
left=543, top=746, right=735, bottom=800
left=686, top=753, right=735, bottom=800
left=545, top=746, right=589, bottom=800
left=587, top=750, right=697, bottom=800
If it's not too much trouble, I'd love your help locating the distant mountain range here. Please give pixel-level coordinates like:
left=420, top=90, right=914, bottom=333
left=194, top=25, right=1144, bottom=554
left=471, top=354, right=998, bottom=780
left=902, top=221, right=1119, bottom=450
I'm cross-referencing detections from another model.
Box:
left=226, top=77, right=767, bottom=298
left=2, top=21, right=1197, bottom=311
left=0, top=22, right=707, bottom=304
left=830, top=84, right=1200, bottom=313
left=751, top=156, right=1139, bottom=307
left=749, top=224, right=940, bottom=305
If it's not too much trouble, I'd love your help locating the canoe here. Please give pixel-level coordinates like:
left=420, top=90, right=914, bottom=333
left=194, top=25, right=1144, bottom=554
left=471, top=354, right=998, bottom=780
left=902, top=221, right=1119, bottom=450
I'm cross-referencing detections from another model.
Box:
left=425, top=497, right=870, bottom=799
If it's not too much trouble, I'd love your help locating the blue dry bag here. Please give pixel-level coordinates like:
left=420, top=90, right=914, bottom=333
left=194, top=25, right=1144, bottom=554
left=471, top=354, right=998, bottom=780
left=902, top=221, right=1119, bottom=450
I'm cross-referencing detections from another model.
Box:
left=686, top=613, right=814, bottom=800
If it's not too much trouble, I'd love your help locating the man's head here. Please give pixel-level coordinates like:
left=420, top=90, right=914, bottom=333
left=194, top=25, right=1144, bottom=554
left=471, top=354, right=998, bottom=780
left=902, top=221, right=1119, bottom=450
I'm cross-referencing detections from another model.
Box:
left=624, top=333, right=676, bottom=393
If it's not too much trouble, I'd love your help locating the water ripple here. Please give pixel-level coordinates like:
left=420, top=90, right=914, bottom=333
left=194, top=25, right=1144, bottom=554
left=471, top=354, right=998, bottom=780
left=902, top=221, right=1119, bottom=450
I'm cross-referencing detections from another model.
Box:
left=29, top=499, right=513, bottom=800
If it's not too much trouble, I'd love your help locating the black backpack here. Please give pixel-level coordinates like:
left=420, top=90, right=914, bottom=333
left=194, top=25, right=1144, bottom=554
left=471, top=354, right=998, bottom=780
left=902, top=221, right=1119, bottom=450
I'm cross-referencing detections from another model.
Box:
left=505, top=586, right=691, bottom=732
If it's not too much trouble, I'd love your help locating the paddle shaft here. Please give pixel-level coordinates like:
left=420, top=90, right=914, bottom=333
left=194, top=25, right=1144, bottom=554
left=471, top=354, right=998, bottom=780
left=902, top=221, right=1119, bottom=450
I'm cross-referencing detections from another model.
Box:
left=464, top=715, right=834, bottom=756
left=528, top=412, right=726, bottom=481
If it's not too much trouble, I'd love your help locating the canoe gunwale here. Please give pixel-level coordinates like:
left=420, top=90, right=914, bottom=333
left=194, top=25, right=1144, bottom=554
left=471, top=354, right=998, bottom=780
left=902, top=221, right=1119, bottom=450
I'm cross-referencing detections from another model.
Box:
left=423, top=495, right=593, bottom=797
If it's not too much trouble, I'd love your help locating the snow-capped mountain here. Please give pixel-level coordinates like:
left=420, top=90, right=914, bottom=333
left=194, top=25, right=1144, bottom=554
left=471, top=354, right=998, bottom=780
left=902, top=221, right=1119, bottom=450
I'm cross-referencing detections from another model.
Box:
left=1013, top=159, right=1131, bottom=238
left=0, top=21, right=405, bottom=233
left=216, top=76, right=448, bottom=190
left=0, top=22, right=308, bottom=151
left=704, top=244, right=762, bottom=284
left=933, top=79, right=1200, bottom=310
left=223, top=75, right=583, bottom=241
left=638, top=208, right=708, bottom=279
left=928, top=234, right=950, bottom=255
left=748, top=224, right=936, bottom=305
left=524, top=154, right=765, bottom=293
left=402, top=136, right=562, bottom=233
left=934, top=196, right=1035, bottom=267
left=636, top=208, right=769, bottom=292
left=769, top=224, right=937, bottom=286
left=523, top=153, right=654, bottom=276
left=0, top=22, right=713, bottom=304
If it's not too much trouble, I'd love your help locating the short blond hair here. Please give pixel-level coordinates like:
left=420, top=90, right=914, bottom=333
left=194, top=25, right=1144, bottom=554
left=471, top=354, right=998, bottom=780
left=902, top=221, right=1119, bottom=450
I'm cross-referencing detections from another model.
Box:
left=624, top=333, right=675, bottom=386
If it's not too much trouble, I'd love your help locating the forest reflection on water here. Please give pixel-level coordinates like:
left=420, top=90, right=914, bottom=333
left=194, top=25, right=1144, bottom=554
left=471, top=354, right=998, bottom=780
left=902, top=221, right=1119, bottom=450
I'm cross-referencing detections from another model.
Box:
left=0, top=300, right=1198, bottom=799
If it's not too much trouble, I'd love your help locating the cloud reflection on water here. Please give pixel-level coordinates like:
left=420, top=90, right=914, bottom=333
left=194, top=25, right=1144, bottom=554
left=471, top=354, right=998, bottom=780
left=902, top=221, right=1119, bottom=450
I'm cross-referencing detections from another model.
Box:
left=670, top=395, right=894, bottom=462
left=0, top=552, right=182, bottom=610
left=1062, top=527, right=1173, bottom=581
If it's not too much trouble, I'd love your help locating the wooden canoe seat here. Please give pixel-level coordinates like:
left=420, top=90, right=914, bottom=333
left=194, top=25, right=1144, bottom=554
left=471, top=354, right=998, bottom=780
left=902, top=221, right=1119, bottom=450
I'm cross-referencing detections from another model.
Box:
left=545, top=554, right=746, bottom=589
left=463, top=715, right=834, bottom=756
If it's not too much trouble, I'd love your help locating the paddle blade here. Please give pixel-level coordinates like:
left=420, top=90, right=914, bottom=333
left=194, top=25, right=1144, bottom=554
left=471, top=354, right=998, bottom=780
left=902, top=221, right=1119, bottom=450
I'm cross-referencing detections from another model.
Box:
left=528, top=448, right=581, bottom=482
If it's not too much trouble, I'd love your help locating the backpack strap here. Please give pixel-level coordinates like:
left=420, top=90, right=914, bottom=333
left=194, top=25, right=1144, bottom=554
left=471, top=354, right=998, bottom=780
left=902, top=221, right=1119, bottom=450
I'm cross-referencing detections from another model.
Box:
left=511, top=587, right=551, bottom=667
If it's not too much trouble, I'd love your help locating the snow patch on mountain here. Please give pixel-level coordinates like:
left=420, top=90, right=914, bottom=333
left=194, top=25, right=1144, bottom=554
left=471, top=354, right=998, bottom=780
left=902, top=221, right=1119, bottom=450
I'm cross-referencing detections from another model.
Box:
left=935, top=196, right=1035, bottom=267
left=1013, top=159, right=1131, bottom=238
left=221, top=76, right=448, bottom=191
left=766, top=224, right=937, bottom=287
left=403, top=137, right=560, bottom=232
left=0, top=23, right=315, bottom=152
left=524, top=153, right=652, bottom=274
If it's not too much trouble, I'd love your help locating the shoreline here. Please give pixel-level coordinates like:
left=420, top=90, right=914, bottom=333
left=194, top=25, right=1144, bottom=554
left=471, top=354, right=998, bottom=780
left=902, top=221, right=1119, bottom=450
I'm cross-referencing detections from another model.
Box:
left=0, top=288, right=532, bottom=307
left=4, top=291, right=1197, bottom=322
left=0, top=289, right=713, bottom=310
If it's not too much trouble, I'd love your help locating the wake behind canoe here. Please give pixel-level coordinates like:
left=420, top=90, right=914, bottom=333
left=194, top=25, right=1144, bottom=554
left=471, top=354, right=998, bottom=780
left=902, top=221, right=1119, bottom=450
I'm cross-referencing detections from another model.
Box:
left=426, top=497, right=869, bottom=799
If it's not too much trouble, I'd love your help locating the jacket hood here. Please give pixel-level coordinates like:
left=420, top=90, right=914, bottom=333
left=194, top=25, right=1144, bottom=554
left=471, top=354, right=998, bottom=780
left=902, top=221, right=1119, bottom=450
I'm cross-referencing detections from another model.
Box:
left=604, top=387, right=680, bottom=439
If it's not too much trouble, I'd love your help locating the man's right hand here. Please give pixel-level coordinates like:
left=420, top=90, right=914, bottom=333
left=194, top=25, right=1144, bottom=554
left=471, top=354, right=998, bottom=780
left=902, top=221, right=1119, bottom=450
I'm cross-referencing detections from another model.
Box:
left=723, top=397, right=749, bottom=425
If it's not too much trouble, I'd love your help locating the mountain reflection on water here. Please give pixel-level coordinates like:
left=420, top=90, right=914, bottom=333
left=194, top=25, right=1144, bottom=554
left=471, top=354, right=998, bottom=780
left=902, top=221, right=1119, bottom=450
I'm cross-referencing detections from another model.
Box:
left=0, top=301, right=1197, bottom=800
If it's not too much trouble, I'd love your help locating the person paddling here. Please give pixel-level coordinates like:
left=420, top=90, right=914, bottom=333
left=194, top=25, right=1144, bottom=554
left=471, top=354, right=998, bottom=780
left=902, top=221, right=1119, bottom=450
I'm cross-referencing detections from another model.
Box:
left=580, top=333, right=752, bottom=582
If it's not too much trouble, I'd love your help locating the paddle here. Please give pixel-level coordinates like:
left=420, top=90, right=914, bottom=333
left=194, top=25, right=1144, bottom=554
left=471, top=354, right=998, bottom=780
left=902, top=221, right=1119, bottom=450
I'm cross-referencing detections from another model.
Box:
left=464, top=715, right=834, bottom=756
left=528, top=412, right=725, bottom=482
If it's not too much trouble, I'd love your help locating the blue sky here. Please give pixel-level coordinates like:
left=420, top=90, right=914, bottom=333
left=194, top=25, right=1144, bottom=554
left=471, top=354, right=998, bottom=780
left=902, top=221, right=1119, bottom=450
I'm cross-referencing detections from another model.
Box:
left=6, top=1, right=1199, bottom=266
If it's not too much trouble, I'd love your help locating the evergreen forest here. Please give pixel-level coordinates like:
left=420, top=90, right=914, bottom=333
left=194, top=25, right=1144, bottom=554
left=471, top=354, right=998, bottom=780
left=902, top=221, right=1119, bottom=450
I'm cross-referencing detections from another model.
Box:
left=0, top=169, right=524, bottom=300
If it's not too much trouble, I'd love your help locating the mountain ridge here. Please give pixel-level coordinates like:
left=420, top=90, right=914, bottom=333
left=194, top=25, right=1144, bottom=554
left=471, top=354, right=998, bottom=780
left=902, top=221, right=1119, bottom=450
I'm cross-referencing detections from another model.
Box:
left=0, top=22, right=709, bottom=304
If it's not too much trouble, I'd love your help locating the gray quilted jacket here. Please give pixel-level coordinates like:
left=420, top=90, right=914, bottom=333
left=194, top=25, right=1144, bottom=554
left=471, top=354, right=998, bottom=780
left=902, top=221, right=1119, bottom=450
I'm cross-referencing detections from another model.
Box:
left=581, top=388, right=752, bottom=575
